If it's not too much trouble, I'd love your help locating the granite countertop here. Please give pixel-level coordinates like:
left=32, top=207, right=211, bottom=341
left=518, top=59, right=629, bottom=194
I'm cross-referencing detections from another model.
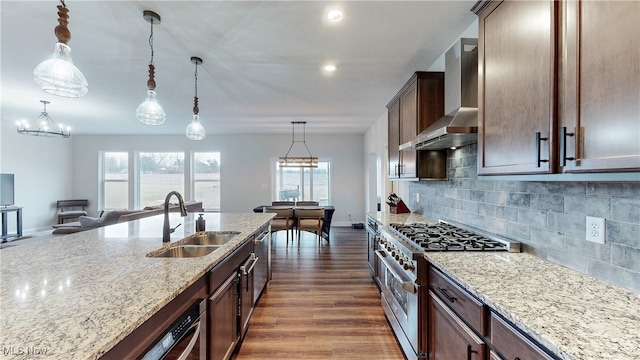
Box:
left=0, top=212, right=273, bottom=360
left=366, top=211, right=640, bottom=360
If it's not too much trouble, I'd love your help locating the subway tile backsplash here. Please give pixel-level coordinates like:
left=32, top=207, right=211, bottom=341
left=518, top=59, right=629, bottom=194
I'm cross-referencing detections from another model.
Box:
left=409, top=143, right=640, bottom=292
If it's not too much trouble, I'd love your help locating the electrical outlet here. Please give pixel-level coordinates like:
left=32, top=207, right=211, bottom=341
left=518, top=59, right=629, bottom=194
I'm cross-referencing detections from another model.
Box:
left=416, top=193, right=420, bottom=203
left=585, top=216, right=605, bottom=244
left=348, top=211, right=351, bottom=218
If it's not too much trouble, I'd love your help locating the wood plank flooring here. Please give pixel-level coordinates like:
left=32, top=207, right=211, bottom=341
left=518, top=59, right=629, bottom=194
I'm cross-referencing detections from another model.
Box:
left=234, top=227, right=405, bottom=360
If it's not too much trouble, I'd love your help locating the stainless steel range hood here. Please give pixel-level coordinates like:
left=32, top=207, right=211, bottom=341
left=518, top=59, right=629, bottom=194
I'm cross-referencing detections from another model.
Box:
left=400, top=38, right=478, bottom=151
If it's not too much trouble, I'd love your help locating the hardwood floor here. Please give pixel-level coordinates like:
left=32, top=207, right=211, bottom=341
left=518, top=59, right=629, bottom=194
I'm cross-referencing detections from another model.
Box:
left=234, top=227, right=405, bottom=360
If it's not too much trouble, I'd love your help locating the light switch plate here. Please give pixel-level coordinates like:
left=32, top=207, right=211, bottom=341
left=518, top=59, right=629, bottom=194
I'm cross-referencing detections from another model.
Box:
left=585, top=216, right=605, bottom=244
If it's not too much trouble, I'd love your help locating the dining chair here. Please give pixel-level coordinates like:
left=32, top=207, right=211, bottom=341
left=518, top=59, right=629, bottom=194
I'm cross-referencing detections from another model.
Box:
left=263, top=206, right=295, bottom=244
left=295, top=201, right=319, bottom=206
left=271, top=201, right=296, bottom=206
left=294, top=208, right=324, bottom=245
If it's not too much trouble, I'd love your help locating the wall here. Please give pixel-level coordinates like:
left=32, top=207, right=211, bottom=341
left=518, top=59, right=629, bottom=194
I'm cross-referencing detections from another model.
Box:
left=1, top=119, right=74, bottom=233
left=405, top=144, right=640, bottom=291
left=72, top=133, right=365, bottom=226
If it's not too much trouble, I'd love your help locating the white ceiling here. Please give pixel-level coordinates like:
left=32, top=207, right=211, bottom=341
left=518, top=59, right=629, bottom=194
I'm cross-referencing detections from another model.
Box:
left=1, top=1, right=477, bottom=135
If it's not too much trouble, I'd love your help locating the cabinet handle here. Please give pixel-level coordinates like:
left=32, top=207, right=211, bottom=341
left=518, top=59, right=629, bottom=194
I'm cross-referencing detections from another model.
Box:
left=560, top=127, right=575, bottom=166
left=535, top=132, right=549, bottom=167
left=467, top=344, right=478, bottom=360
left=436, top=286, right=457, bottom=303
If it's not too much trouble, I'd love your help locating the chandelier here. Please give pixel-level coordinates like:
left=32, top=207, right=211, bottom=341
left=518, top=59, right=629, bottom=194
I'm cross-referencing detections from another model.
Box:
left=16, top=100, right=70, bottom=138
left=33, top=0, right=88, bottom=98
left=136, top=10, right=166, bottom=125
left=185, top=56, right=206, bottom=140
left=279, top=121, right=318, bottom=168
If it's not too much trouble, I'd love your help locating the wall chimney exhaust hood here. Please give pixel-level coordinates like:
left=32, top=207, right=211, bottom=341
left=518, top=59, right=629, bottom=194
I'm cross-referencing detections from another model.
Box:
left=400, top=38, right=478, bottom=151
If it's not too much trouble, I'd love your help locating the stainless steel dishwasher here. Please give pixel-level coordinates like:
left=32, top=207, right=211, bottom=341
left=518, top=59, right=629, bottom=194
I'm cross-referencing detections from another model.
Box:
left=139, top=298, right=207, bottom=360
left=252, top=225, right=270, bottom=304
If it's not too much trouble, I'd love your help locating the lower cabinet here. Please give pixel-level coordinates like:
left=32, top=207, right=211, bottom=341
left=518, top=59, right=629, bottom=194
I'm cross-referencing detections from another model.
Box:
left=489, top=312, right=555, bottom=360
left=428, top=290, right=486, bottom=360
left=208, top=272, right=239, bottom=360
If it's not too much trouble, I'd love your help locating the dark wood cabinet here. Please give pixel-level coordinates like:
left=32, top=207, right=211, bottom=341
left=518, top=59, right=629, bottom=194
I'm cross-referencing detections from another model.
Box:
left=475, top=0, right=557, bottom=175
left=490, top=312, right=555, bottom=360
left=429, top=290, right=486, bottom=360
left=474, top=0, right=640, bottom=176
left=387, top=72, right=446, bottom=180
left=560, top=0, right=640, bottom=172
left=209, top=272, right=238, bottom=360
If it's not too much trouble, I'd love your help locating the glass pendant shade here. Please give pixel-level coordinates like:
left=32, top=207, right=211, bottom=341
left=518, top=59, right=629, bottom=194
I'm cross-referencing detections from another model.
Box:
left=136, top=90, right=166, bottom=125
left=186, top=115, right=206, bottom=140
left=34, top=44, right=88, bottom=98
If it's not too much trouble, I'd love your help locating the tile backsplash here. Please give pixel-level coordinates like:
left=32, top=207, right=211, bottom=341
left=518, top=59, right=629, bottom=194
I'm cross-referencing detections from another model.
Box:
left=409, top=143, right=640, bottom=292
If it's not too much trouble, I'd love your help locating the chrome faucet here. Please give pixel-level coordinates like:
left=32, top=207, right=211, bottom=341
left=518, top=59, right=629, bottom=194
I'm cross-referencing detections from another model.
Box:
left=163, top=191, right=188, bottom=242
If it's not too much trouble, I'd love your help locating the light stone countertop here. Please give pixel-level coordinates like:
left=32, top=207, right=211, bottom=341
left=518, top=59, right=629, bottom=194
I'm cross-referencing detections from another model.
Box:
left=367, top=211, right=640, bottom=360
left=0, top=212, right=273, bottom=360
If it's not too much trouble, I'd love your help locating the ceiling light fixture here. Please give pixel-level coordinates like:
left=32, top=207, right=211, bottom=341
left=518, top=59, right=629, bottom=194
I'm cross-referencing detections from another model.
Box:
left=327, top=9, right=344, bottom=22
left=33, top=0, right=88, bottom=98
left=186, top=56, right=206, bottom=140
left=136, top=10, right=166, bottom=126
left=279, top=121, right=318, bottom=168
left=16, top=100, right=70, bottom=138
left=323, top=64, right=337, bottom=72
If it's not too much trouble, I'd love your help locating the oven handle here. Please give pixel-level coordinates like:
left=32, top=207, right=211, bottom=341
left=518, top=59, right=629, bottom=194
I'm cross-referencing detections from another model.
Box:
left=176, top=320, right=201, bottom=360
left=375, top=250, right=416, bottom=294
left=254, top=231, right=269, bottom=244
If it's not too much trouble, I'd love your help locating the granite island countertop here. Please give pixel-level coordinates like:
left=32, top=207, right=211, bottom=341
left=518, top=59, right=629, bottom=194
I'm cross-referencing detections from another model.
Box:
left=367, top=211, right=640, bottom=360
left=0, top=212, right=273, bottom=360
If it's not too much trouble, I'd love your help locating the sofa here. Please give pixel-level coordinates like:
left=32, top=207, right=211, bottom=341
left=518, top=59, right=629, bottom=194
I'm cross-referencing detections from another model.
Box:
left=52, top=201, right=203, bottom=234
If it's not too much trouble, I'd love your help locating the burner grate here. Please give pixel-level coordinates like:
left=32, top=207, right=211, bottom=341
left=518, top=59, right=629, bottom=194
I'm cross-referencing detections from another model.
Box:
left=390, top=222, right=509, bottom=252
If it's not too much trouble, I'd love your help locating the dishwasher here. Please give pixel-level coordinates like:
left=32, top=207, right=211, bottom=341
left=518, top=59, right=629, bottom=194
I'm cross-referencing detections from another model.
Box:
left=140, top=298, right=207, bottom=360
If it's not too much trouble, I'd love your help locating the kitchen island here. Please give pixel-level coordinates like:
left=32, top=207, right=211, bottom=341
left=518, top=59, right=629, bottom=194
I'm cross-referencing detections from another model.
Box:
left=368, top=211, right=640, bottom=360
left=0, top=212, right=273, bottom=359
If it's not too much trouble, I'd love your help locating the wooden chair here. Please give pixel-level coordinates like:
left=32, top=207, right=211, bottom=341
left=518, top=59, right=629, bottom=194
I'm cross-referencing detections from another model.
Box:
left=57, top=199, right=89, bottom=224
left=263, top=206, right=295, bottom=243
left=295, top=208, right=324, bottom=244
left=295, top=201, right=319, bottom=206
left=272, top=201, right=295, bottom=206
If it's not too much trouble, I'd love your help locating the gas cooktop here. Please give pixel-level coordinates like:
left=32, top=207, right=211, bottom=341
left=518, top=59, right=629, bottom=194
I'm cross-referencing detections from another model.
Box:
left=389, top=221, right=520, bottom=252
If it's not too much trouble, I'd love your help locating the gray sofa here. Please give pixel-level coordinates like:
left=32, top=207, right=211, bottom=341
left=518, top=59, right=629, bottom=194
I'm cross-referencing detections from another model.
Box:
left=52, top=201, right=203, bottom=234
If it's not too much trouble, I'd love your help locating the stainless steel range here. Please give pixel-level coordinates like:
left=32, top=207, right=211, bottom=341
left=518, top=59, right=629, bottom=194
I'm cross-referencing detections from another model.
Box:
left=371, top=218, right=520, bottom=360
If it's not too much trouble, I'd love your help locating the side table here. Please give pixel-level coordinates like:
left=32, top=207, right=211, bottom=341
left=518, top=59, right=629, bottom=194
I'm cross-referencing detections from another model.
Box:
left=1, top=206, right=23, bottom=242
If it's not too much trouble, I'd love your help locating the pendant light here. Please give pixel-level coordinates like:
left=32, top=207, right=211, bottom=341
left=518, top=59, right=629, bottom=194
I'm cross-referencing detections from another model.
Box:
left=136, top=10, right=166, bottom=125
left=185, top=57, right=206, bottom=140
left=279, top=121, right=318, bottom=168
left=16, top=100, right=70, bottom=138
left=33, top=0, right=88, bottom=98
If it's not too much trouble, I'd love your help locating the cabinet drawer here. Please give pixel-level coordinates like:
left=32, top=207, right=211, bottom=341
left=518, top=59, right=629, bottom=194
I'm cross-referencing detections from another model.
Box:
left=429, top=266, right=485, bottom=333
left=490, top=312, right=555, bottom=360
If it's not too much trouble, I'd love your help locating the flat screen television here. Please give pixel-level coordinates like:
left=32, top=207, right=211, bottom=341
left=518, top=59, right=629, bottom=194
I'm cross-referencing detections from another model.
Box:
left=0, top=173, right=15, bottom=207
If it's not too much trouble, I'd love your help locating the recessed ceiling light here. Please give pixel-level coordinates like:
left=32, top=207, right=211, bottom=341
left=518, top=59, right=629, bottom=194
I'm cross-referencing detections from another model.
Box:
left=323, top=64, right=337, bottom=72
left=327, top=9, right=344, bottom=22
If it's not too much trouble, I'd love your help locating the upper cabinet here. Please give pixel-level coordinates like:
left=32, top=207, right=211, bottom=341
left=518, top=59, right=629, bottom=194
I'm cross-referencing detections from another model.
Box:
left=387, top=72, right=447, bottom=180
left=473, top=0, right=640, bottom=176
left=560, top=0, right=640, bottom=172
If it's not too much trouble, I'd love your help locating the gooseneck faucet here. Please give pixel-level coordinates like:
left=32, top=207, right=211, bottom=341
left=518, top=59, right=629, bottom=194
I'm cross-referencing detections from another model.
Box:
left=163, top=191, right=188, bottom=242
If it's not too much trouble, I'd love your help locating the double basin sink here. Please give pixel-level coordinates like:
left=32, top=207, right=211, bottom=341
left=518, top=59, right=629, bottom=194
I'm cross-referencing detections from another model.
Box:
left=147, top=231, right=240, bottom=258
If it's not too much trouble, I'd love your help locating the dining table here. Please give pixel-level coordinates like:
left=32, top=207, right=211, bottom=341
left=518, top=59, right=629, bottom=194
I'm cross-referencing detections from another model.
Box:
left=253, top=205, right=335, bottom=241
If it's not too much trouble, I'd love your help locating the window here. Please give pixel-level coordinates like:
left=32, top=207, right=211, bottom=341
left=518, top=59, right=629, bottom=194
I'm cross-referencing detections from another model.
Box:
left=192, top=152, right=221, bottom=211
left=101, top=152, right=128, bottom=209
left=138, top=152, right=184, bottom=207
left=274, top=160, right=331, bottom=205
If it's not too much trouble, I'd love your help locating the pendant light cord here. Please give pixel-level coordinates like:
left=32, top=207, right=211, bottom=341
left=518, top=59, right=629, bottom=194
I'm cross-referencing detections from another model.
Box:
left=148, top=20, right=154, bottom=65
left=193, top=60, right=199, bottom=115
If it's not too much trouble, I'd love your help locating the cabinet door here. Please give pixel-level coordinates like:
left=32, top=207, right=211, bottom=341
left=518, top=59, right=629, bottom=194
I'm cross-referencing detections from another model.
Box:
left=400, top=80, right=418, bottom=144
left=388, top=100, right=401, bottom=178
left=560, top=0, right=640, bottom=172
left=209, top=273, right=238, bottom=360
left=429, top=291, right=486, bottom=360
left=477, top=0, right=557, bottom=175
left=490, top=313, right=555, bottom=360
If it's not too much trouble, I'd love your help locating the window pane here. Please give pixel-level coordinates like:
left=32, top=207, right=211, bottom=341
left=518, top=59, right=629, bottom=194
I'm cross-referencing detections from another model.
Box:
left=313, top=162, right=330, bottom=205
left=104, top=182, right=128, bottom=209
left=139, top=152, right=184, bottom=207
left=279, top=167, right=301, bottom=201
left=193, top=152, right=221, bottom=210
left=103, top=152, right=128, bottom=209
left=274, top=161, right=330, bottom=204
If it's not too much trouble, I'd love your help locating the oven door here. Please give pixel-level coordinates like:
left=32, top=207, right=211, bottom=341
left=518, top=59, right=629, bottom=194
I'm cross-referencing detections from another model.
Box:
left=376, top=250, right=422, bottom=359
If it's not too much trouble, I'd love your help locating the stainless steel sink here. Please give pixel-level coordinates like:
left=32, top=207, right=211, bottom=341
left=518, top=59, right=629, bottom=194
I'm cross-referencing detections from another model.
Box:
left=149, top=245, right=220, bottom=258
left=181, top=231, right=240, bottom=246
